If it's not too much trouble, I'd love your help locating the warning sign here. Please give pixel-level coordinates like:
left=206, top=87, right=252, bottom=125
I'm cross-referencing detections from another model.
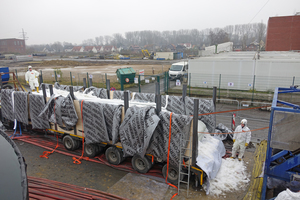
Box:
left=110, top=87, right=116, bottom=91
left=125, top=78, right=129, bottom=83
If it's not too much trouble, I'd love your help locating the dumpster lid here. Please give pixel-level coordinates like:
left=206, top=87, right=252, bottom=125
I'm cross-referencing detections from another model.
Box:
left=116, top=67, right=136, bottom=74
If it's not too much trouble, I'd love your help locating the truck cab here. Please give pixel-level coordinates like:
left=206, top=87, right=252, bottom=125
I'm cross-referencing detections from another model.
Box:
left=169, top=62, right=188, bottom=80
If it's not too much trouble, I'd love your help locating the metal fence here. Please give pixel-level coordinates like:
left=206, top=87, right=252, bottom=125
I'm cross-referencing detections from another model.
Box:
left=189, top=73, right=297, bottom=92
left=13, top=69, right=300, bottom=103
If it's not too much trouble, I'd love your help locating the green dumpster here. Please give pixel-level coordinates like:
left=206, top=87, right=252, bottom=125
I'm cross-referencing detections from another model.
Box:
left=116, top=67, right=136, bottom=90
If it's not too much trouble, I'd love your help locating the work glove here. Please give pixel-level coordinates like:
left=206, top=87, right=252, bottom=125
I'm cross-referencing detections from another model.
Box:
left=245, top=143, right=248, bottom=147
left=233, top=139, right=235, bottom=143
left=26, top=81, right=29, bottom=84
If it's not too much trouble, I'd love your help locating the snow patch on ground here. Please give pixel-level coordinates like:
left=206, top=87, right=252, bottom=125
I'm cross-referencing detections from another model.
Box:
left=204, top=158, right=250, bottom=197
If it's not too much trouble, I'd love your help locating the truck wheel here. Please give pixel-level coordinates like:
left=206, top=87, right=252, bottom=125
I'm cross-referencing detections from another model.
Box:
left=63, top=135, right=78, bottom=151
left=131, top=155, right=152, bottom=173
left=84, top=143, right=98, bottom=158
left=162, top=164, right=183, bottom=185
left=105, top=147, right=124, bottom=165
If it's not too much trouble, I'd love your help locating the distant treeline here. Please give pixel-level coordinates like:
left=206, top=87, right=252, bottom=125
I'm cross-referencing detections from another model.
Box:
left=27, top=22, right=266, bottom=52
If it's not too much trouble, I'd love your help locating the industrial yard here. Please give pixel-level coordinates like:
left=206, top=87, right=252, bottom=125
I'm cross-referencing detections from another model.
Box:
left=0, top=12, right=300, bottom=199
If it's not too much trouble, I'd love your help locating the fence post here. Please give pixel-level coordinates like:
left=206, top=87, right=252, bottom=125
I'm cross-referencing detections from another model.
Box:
left=83, top=78, right=87, bottom=90
left=192, top=99, right=199, bottom=167
left=70, top=72, right=73, bottom=86
left=189, top=73, right=191, bottom=97
left=105, top=73, right=107, bottom=86
left=54, top=71, right=57, bottom=82
left=213, top=86, right=217, bottom=111
left=138, top=75, right=141, bottom=93
left=167, top=71, right=169, bottom=95
left=89, top=78, right=93, bottom=87
left=106, top=79, right=110, bottom=99
left=39, top=70, right=43, bottom=84
left=86, top=73, right=89, bottom=88
left=292, top=76, right=295, bottom=86
left=124, top=91, right=129, bottom=113
left=251, top=75, right=256, bottom=103
left=182, top=84, right=187, bottom=103
left=155, top=82, right=160, bottom=95
left=218, top=74, right=221, bottom=100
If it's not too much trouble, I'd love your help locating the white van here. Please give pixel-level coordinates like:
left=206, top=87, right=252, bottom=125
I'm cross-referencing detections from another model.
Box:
left=169, top=61, right=188, bottom=80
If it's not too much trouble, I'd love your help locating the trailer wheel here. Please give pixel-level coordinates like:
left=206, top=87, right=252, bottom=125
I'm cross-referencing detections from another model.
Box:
left=105, top=147, right=124, bottom=165
left=162, top=164, right=183, bottom=185
left=63, top=135, right=78, bottom=151
left=131, top=155, right=152, bottom=173
left=2, top=85, right=13, bottom=89
left=84, top=143, right=99, bottom=158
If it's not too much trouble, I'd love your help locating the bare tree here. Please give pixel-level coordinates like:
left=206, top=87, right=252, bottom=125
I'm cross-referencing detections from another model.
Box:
left=113, top=33, right=124, bottom=47
left=104, top=35, right=112, bottom=45
left=52, top=41, right=63, bottom=52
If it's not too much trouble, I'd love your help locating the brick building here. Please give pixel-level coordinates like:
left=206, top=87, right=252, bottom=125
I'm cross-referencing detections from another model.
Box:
left=265, top=15, right=300, bottom=51
left=0, top=38, right=26, bottom=54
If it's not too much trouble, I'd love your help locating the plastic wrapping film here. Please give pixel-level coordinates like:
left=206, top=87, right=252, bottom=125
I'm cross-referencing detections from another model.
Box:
left=0, top=130, right=28, bottom=200
left=103, top=104, right=122, bottom=144
left=83, top=87, right=108, bottom=99
left=214, top=123, right=233, bottom=140
left=1, top=89, right=14, bottom=121
left=215, top=123, right=232, bottom=134
left=38, top=94, right=78, bottom=130
left=165, top=96, right=185, bottom=115
left=119, top=106, right=160, bottom=157
left=29, top=94, right=50, bottom=129
left=147, top=111, right=192, bottom=167
left=185, top=96, right=216, bottom=133
left=53, top=82, right=83, bottom=92
left=13, top=91, right=28, bottom=125
left=81, top=101, right=122, bottom=144
left=112, top=90, right=131, bottom=100
left=132, top=92, right=167, bottom=107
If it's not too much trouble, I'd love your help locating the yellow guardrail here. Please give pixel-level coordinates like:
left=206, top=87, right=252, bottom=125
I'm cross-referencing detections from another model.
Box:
left=243, top=140, right=267, bottom=200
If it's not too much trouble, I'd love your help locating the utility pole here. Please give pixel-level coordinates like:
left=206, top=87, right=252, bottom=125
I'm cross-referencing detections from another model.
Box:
left=19, top=28, right=28, bottom=46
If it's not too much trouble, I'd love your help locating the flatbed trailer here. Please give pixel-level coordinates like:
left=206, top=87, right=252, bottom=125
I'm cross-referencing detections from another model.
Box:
left=1, top=83, right=211, bottom=190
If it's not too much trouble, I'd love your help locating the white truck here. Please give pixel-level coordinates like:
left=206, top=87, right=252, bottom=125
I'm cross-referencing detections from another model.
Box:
left=169, top=61, right=188, bottom=80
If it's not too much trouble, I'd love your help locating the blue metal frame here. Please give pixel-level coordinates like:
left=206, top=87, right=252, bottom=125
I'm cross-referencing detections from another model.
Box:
left=261, top=87, right=300, bottom=200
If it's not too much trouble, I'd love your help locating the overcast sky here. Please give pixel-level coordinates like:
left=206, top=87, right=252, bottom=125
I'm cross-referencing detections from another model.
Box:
left=0, top=0, right=299, bottom=45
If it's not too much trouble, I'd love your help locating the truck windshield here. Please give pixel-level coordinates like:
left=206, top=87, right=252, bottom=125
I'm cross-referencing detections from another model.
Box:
left=170, top=65, right=183, bottom=71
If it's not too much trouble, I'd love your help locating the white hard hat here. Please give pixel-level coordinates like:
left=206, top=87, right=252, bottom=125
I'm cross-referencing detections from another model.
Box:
left=28, top=66, right=32, bottom=69
left=241, top=119, right=247, bottom=125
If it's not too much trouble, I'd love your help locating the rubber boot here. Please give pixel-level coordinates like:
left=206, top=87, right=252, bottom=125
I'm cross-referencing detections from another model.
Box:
left=238, top=158, right=242, bottom=161
left=36, top=87, right=39, bottom=93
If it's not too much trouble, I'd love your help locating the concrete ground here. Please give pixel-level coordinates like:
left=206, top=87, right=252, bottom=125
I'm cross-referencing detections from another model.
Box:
left=11, top=130, right=257, bottom=200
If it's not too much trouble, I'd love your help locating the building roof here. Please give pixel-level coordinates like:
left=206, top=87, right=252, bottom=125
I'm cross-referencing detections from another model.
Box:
left=84, top=46, right=95, bottom=51
left=196, top=51, right=300, bottom=61
left=72, top=46, right=82, bottom=51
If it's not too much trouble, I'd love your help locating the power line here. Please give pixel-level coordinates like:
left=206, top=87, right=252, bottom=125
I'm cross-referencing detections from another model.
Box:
left=249, top=0, right=271, bottom=24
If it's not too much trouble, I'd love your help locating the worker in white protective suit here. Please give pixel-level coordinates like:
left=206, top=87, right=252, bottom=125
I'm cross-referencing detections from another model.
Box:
left=231, top=119, right=251, bottom=161
left=25, top=66, right=40, bottom=93
left=275, top=181, right=300, bottom=200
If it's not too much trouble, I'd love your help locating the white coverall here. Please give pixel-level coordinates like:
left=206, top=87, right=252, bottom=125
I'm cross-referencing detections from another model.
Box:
left=25, top=70, right=39, bottom=90
left=275, top=189, right=300, bottom=200
left=232, top=124, right=251, bottom=159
